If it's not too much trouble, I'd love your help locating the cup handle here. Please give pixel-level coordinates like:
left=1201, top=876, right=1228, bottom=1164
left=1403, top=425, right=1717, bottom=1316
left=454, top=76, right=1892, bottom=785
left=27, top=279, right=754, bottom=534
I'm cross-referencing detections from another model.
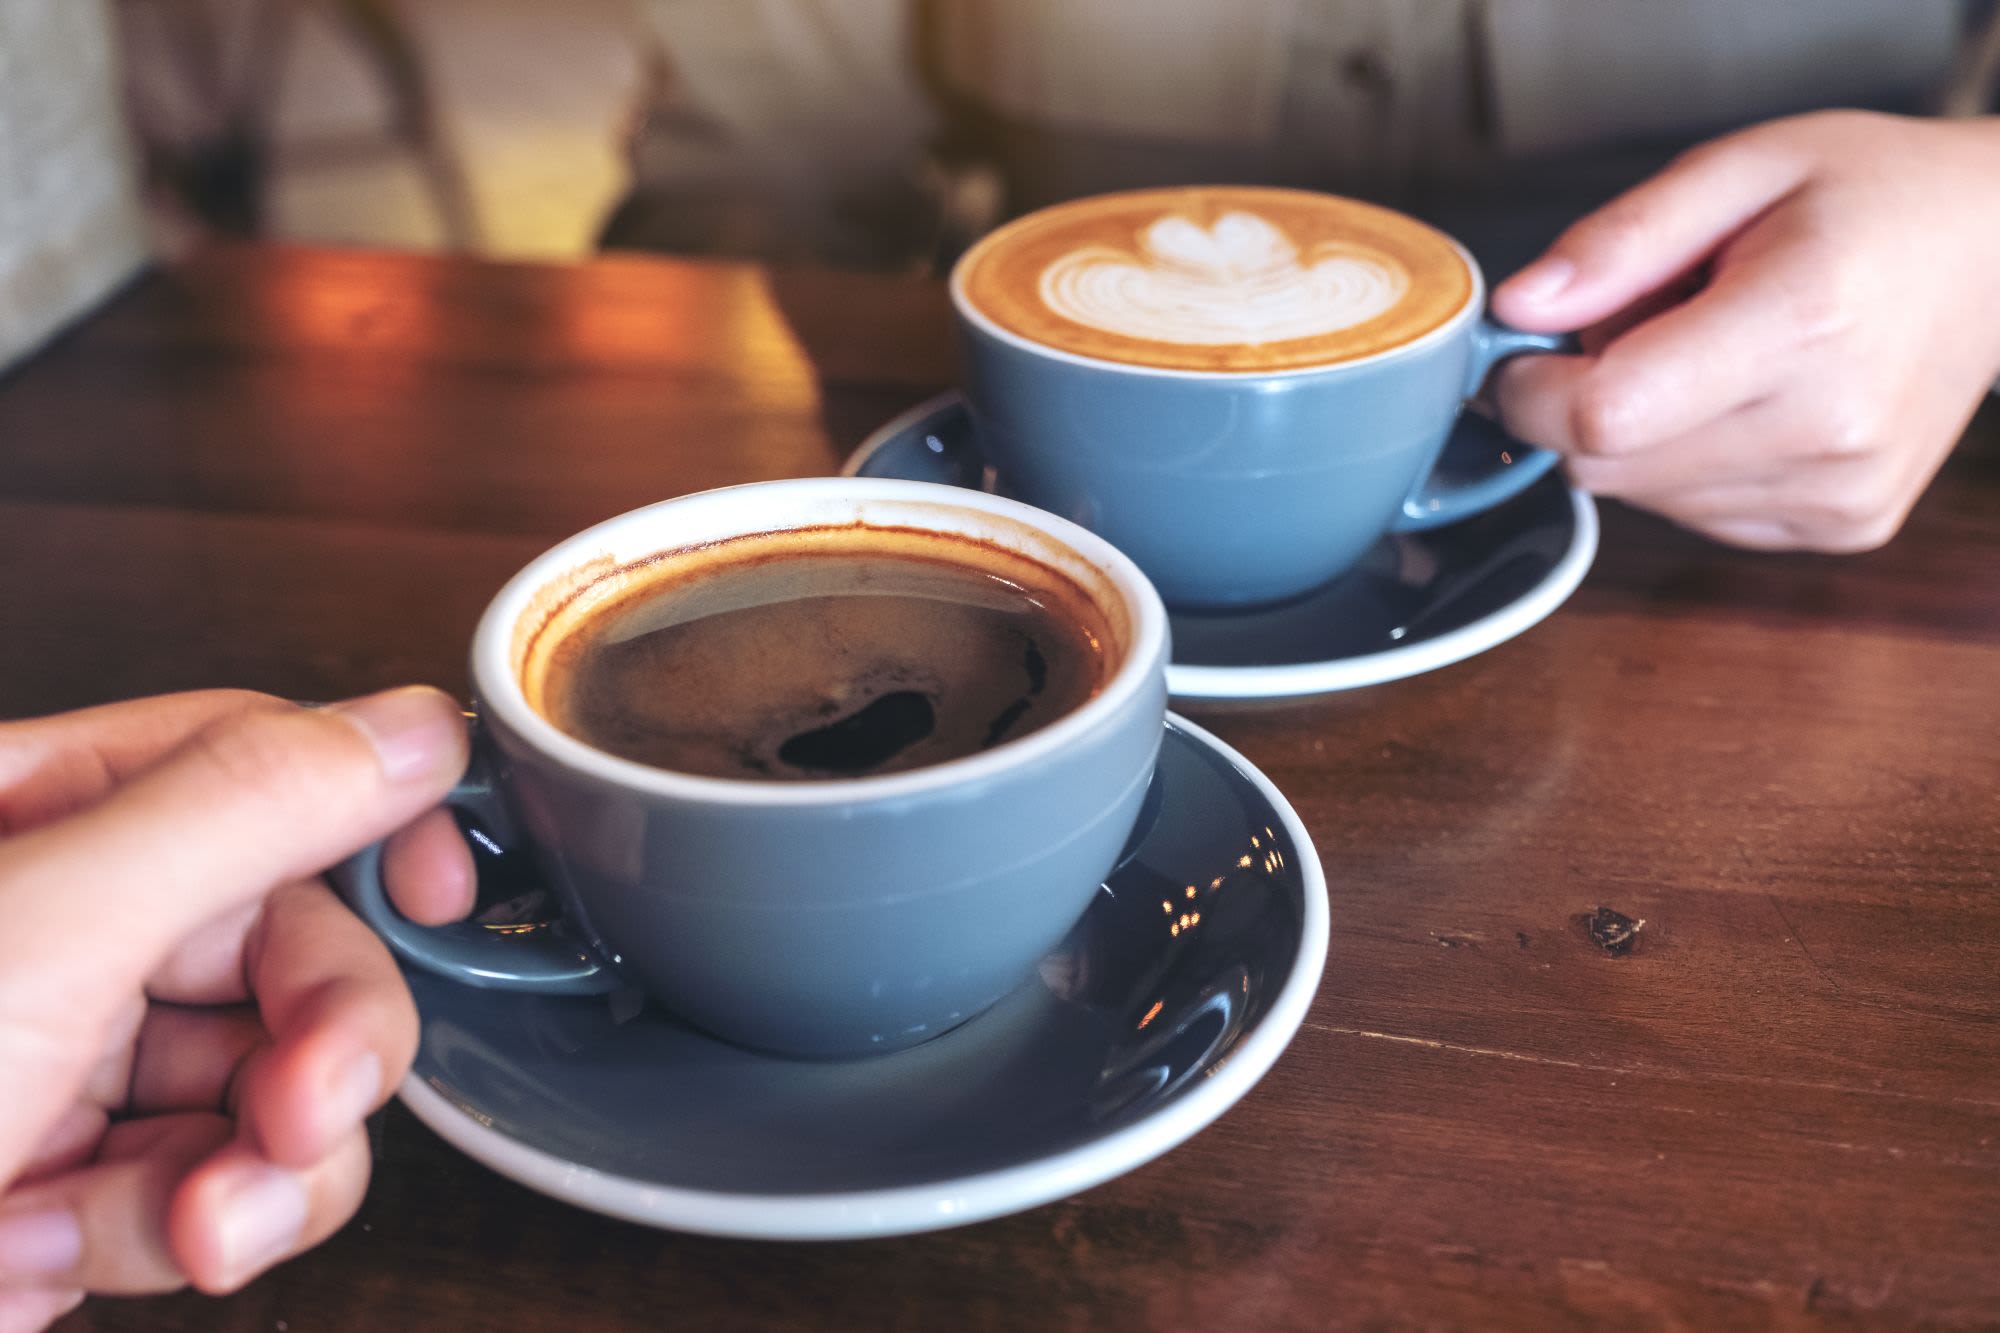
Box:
left=329, top=711, right=616, bottom=995
left=1392, top=320, right=1578, bottom=532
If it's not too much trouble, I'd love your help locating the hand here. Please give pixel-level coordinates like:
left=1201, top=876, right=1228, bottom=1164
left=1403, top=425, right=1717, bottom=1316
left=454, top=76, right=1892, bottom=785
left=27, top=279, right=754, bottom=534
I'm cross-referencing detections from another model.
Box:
left=1491, top=110, right=2000, bottom=552
left=0, top=689, right=472, bottom=1331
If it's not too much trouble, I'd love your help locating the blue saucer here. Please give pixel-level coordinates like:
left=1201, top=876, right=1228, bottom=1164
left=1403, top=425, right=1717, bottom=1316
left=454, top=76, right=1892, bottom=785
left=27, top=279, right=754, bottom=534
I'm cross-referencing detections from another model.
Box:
left=843, top=394, right=1598, bottom=700
left=400, top=714, right=1328, bottom=1240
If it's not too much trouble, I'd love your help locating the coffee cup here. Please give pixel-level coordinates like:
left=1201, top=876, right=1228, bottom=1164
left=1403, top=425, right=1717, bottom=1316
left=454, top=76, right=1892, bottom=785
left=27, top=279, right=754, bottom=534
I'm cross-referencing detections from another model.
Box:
left=952, top=185, right=1571, bottom=609
left=332, top=477, right=1170, bottom=1058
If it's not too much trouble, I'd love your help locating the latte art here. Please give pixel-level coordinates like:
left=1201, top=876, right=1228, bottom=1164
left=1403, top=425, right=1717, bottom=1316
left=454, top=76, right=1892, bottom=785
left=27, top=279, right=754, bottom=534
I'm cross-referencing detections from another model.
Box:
left=1038, top=211, right=1410, bottom=347
left=955, top=186, right=1474, bottom=373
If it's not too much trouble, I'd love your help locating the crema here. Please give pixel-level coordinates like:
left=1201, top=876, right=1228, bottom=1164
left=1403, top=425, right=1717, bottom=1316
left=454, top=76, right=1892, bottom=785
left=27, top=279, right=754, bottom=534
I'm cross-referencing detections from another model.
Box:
left=956, top=187, right=1474, bottom=373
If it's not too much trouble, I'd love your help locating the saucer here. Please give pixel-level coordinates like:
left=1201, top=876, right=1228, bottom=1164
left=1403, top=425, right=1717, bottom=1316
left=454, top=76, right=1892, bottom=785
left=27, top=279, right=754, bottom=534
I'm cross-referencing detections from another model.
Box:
left=842, top=393, right=1599, bottom=700
left=399, top=714, right=1328, bottom=1241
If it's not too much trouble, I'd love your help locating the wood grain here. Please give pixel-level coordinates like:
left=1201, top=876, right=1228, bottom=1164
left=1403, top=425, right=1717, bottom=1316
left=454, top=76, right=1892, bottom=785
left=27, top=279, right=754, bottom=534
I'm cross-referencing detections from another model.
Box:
left=2, top=246, right=1995, bottom=1332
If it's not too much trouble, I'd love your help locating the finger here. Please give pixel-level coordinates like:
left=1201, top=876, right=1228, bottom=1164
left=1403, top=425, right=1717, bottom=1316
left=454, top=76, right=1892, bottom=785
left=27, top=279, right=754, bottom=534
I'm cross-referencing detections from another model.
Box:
left=234, top=881, right=414, bottom=1167
left=147, top=900, right=262, bottom=1007
left=0, top=687, right=466, bottom=1186
left=0, top=1113, right=230, bottom=1296
left=382, top=806, right=477, bottom=926
left=1497, top=243, right=1834, bottom=463
left=1686, top=517, right=1800, bottom=550
left=0, top=688, right=467, bottom=982
left=1690, top=508, right=1905, bottom=555
left=1492, top=130, right=1811, bottom=333
left=92, top=1114, right=222, bottom=1166
left=1570, top=267, right=1707, bottom=352
left=1558, top=398, right=1822, bottom=498
left=1642, top=453, right=1896, bottom=524
left=169, top=1132, right=371, bottom=1296
left=0, top=691, right=284, bottom=834
left=1552, top=238, right=1845, bottom=456
left=15, top=1108, right=107, bottom=1188
left=127, top=1007, right=265, bottom=1116
left=74, top=996, right=144, bottom=1112
left=0, top=1288, right=83, bottom=1333
left=1634, top=464, right=1913, bottom=554
left=1493, top=353, right=1592, bottom=455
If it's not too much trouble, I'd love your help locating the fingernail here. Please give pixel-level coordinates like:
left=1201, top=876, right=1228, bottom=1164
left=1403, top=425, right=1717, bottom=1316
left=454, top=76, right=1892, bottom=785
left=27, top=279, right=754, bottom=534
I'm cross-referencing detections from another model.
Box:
left=1504, top=256, right=1574, bottom=304
left=213, top=1165, right=308, bottom=1286
left=327, top=1051, right=383, bottom=1130
left=331, top=687, right=463, bottom=784
left=0, top=1207, right=82, bottom=1277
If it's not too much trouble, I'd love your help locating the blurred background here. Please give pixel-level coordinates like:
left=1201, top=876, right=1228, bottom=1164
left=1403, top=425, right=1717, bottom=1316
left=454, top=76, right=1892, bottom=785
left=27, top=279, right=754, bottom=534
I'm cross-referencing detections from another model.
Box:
left=6, top=0, right=2000, bottom=373
left=109, top=0, right=2000, bottom=270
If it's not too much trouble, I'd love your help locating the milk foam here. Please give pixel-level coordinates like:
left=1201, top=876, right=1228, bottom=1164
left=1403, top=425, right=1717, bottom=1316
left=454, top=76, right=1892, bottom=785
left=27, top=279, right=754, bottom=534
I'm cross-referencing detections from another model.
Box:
left=1037, top=210, right=1409, bottom=347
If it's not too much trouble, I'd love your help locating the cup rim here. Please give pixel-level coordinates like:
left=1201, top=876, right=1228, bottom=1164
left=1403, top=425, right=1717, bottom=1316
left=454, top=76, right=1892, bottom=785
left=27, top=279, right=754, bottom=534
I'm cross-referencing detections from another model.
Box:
left=471, top=477, right=1170, bottom=807
left=949, top=184, right=1486, bottom=380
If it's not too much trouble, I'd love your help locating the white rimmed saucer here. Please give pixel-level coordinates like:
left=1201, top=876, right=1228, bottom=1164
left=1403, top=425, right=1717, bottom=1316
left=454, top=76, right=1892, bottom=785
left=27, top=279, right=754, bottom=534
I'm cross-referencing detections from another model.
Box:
left=842, top=393, right=1598, bottom=701
left=398, top=713, right=1328, bottom=1241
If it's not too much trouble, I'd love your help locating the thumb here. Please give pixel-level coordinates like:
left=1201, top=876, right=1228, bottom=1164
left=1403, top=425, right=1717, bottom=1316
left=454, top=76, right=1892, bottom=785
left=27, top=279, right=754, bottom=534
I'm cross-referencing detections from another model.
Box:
left=0, top=688, right=466, bottom=1177
left=1490, top=130, right=1811, bottom=334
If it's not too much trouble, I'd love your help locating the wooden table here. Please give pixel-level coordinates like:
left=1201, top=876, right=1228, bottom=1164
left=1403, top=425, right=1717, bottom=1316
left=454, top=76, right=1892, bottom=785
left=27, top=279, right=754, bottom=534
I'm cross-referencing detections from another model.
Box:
left=4, top=246, right=1997, bottom=1331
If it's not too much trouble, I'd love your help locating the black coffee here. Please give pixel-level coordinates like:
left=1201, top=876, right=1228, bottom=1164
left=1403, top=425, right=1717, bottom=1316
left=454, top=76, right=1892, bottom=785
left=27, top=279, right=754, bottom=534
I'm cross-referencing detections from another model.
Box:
left=530, top=527, right=1112, bottom=781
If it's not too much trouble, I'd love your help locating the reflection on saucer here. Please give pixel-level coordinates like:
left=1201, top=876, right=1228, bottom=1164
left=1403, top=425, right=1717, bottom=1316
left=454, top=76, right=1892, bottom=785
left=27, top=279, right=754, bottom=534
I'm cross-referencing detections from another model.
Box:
left=399, top=715, right=1327, bottom=1241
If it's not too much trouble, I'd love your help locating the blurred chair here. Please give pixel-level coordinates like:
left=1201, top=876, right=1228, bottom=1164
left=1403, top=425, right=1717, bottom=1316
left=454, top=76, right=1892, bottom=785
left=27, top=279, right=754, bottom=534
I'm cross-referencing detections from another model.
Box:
left=600, top=0, right=986, bottom=273
left=116, top=0, right=482, bottom=248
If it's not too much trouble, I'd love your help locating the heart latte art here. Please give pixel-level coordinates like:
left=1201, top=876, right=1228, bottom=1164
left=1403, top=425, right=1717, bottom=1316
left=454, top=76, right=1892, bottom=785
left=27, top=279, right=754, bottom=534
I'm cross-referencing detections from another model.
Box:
left=956, top=186, right=1475, bottom=373
left=1038, top=211, right=1409, bottom=348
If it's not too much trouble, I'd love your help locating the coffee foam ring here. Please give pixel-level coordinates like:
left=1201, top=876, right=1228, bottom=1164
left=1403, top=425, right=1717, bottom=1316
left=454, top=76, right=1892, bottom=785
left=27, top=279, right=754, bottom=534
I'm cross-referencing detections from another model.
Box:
left=956, top=185, right=1474, bottom=373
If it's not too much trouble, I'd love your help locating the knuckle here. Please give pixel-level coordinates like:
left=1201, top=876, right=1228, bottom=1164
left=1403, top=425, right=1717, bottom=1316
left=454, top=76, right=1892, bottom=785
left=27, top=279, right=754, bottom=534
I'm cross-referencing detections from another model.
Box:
left=1781, top=273, right=1854, bottom=345
left=1818, top=397, right=1884, bottom=458
left=1570, top=378, right=1640, bottom=456
left=0, top=1005, right=93, bottom=1092
left=1707, top=518, right=1809, bottom=551
left=187, top=688, right=289, bottom=714
left=1818, top=487, right=1885, bottom=528
left=1560, top=454, right=1623, bottom=495
left=1795, top=107, right=1891, bottom=141
left=1707, top=111, right=1867, bottom=169
left=1811, top=514, right=1902, bottom=554
left=1812, top=457, right=1902, bottom=525
left=1766, top=221, right=1864, bottom=343
left=1663, top=136, right=1734, bottom=180
left=1794, top=469, right=1906, bottom=547
left=1564, top=201, right=1651, bottom=268
left=188, top=709, right=346, bottom=810
left=1669, top=131, right=1791, bottom=192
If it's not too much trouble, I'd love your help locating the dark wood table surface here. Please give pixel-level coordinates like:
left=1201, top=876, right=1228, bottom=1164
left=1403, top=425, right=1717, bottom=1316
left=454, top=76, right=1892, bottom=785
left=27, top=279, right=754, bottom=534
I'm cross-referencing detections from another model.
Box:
left=4, top=246, right=1998, bottom=1331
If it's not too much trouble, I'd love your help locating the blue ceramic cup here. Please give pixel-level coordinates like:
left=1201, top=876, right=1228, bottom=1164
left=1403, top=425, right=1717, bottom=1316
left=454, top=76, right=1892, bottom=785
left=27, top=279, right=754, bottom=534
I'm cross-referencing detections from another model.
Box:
left=333, top=478, right=1170, bottom=1058
left=952, top=190, right=1569, bottom=609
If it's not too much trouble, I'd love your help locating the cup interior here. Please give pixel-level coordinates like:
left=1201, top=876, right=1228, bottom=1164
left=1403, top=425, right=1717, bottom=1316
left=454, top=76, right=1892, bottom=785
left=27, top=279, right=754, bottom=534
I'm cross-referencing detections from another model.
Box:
left=471, top=477, right=1169, bottom=803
